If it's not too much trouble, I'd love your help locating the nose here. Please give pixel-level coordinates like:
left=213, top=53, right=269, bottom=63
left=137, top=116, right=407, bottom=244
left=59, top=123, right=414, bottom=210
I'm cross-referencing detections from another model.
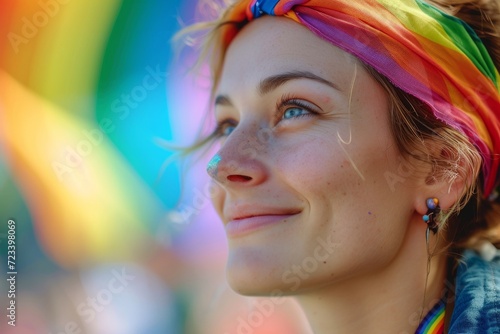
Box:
left=206, top=127, right=269, bottom=187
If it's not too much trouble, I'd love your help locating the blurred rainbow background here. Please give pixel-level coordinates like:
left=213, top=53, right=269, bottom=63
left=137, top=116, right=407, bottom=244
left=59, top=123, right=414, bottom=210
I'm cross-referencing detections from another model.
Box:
left=0, top=1, right=310, bottom=333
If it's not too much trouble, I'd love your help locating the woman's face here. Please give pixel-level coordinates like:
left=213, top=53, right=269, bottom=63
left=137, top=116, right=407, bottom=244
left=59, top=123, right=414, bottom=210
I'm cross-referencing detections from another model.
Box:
left=209, top=17, right=422, bottom=295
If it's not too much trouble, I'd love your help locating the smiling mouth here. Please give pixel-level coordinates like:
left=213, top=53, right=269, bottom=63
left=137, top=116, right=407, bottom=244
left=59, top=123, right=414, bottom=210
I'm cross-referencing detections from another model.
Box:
left=225, top=213, right=299, bottom=238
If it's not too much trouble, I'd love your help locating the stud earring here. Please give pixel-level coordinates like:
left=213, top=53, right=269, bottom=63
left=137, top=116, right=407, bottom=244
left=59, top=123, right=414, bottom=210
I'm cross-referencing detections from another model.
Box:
left=422, top=197, right=440, bottom=235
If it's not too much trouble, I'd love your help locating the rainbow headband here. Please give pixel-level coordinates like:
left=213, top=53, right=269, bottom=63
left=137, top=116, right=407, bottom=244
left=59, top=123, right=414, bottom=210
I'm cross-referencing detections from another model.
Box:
left=218, top=0, right=500, bottom=196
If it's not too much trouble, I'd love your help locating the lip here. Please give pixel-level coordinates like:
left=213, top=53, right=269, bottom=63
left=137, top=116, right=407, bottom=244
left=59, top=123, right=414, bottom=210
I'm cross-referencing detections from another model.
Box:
left=225, top=213, right=298, bottom=238
left=225, top=204, right=301, bottom=222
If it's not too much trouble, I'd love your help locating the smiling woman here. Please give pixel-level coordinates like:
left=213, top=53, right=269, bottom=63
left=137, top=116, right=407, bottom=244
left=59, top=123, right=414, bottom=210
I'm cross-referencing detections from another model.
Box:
left=178, top=0, right=500, bottom=333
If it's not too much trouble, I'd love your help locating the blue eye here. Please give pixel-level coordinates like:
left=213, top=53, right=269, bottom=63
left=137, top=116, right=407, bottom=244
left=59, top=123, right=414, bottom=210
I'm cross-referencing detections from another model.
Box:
left=283, top=107, right=310, bottom=120
left=222, top=124, right=235, bottom=136
left=215, top=120, right=237, bottom=138
left=277, top=95, right=318, bottom=123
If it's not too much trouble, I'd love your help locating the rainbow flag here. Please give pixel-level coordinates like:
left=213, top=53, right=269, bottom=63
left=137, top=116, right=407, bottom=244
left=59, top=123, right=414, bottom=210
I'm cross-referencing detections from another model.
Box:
left=0, top=0, right=193, bottom=267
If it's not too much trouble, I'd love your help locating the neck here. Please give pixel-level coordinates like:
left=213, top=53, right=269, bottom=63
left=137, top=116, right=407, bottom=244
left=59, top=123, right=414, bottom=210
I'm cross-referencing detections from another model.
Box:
left=296, top=220, right=448, bottom=334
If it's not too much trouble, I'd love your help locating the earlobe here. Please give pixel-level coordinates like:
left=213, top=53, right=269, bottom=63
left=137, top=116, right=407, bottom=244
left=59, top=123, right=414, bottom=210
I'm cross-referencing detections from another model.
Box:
left=429, top=170, right=465, bottom=211
left=414, top=189, right=461, bottom=219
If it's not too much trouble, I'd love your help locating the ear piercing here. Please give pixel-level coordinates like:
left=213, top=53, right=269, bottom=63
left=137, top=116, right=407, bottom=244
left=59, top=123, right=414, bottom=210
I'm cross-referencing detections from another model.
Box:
left=422, top=197, right=440, bottom=234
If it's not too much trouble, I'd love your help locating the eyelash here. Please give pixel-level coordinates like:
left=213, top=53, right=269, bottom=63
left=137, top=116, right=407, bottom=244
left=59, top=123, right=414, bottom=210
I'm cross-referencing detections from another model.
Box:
left=213, top=94, right=318, bottom=138
left=275, top=93, right=316, bottom=123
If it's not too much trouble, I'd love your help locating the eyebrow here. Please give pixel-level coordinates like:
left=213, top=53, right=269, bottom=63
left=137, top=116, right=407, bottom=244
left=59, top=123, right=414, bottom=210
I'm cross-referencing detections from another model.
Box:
left=214, top=70, right=341, bottom=106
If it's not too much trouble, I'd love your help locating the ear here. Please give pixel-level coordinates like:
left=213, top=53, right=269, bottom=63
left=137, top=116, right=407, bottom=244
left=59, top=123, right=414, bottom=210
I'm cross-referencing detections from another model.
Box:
left=413, top=143, right=469, bottom=216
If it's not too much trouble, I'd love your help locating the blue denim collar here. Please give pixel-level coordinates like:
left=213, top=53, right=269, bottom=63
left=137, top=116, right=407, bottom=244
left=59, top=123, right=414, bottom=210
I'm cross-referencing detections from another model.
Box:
left=449, top=248, right=500, bottom=333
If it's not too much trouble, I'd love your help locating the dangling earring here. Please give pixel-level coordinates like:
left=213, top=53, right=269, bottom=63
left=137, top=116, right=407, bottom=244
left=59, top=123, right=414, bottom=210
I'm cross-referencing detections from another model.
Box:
left=419, top=197, right=441, bottom=323
left=422, top=197, right=440, bottom=243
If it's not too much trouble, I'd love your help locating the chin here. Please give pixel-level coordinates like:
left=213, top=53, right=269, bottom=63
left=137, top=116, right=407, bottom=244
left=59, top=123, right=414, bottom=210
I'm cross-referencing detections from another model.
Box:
left=227, top=277, right=270, bottom=296
left=225, top=252, right=287, bottom=296
left=226, top=270, right=280, bottom=296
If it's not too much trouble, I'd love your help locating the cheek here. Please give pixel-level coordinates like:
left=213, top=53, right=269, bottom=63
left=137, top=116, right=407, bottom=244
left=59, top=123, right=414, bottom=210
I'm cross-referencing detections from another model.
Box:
left=274, top=135, right=340, bottom=182
left=273, top=133, right=391, bottom=200
left=273, top=131, right=405, bottom=241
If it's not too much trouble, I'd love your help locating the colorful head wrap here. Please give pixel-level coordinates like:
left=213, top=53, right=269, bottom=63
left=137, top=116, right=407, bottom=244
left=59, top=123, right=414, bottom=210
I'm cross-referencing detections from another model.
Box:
left=217, top=0, right=500, bottom=196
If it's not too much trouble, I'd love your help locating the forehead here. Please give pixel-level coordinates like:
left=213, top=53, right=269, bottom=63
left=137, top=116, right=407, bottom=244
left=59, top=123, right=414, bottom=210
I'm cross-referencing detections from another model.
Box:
left=218, top=16, right=357, bottom=93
